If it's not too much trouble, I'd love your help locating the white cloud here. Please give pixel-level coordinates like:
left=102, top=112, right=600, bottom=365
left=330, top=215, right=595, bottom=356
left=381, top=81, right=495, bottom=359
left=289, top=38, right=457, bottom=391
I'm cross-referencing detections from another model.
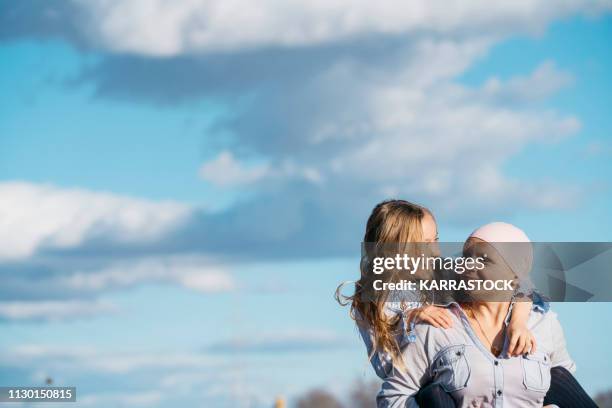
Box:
left=207, top=42, right=582, bottom=216
left=0, top=182, right=236, bottom=318
left=70, top=0, right=612, bottom=56
left=0, top=254, right=237, bottom=321
left=0, top=299, right=118, bottom=321
left=0, top=2, right=600, bottom=268
left=199, top=151, right=270, bottom=187
left=0, top=182, right=192, bottom=260
left=1, top=344, right=219, bottom=373
left=0, top=182, right=241, bottom=320
left=481, top=61, right=573, bottom=103
left=177, top=270, right=235, bottom=292
left=59, top=255, right=236, bottom=294
left=333, top=58, right=580, bottom=202
left=199, top=152, right=324, bottom=187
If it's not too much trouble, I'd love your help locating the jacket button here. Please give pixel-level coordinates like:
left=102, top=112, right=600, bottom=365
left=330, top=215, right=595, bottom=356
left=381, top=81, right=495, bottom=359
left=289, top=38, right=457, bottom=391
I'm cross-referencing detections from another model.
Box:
left=497, top=390, right=503, bottom=396
left=494, top=361, right=499, bottom=366
left=456, top=351, right=462, bottom=356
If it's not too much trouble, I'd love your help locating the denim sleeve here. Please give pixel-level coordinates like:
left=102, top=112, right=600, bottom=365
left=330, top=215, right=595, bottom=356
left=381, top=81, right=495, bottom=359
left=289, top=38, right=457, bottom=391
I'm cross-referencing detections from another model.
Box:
left=376, top=336, right=431, bottom=408
left=377, top=374, right=422, bottom=408
left=357, top=302, right=422, bottom=379
left=358, top=323, right=393, bottom=379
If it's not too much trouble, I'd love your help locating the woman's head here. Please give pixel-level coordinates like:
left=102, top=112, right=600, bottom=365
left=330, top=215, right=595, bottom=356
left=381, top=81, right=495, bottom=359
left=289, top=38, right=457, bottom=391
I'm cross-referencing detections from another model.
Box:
left=468, top=222, right=533, bottom=280
left=342, top=199, right=436, bottom=367
left=462, top=222, right=533, bottom=301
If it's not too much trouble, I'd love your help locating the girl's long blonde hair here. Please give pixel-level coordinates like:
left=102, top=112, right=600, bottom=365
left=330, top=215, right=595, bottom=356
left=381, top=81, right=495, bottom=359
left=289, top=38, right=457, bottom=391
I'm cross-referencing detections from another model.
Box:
left=337, top=199, right=432, bottom=368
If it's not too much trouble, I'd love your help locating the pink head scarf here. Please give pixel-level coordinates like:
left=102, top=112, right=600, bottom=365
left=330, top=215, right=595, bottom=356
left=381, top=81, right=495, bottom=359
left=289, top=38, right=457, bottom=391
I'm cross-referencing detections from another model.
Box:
left=469, top=222, right=533, bottom=279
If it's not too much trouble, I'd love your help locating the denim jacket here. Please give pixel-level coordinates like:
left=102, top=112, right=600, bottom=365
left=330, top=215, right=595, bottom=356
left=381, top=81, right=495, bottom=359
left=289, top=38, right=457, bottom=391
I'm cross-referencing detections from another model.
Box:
left=358, top=290, right=549, bottom=380
left=376, top=303, right=574, bottom=408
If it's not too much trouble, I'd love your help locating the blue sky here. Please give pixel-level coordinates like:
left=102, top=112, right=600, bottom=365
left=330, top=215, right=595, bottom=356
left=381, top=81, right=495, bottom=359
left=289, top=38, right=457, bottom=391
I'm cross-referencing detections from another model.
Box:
left=1, top=1, right=612, bottom=407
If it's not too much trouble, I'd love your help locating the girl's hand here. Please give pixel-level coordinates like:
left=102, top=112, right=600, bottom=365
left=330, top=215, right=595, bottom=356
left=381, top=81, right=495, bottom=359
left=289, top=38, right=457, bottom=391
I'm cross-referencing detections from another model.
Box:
left=507, top=322, right=537, bottom=356
left=410, top=305, right=453, bottom=329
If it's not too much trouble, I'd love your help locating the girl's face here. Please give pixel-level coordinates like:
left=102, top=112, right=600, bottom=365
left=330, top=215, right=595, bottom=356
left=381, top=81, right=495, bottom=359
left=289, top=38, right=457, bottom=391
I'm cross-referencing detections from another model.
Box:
left=421, top=213, right=439, bottom=242
left=418, top=212, right=440, bottom=261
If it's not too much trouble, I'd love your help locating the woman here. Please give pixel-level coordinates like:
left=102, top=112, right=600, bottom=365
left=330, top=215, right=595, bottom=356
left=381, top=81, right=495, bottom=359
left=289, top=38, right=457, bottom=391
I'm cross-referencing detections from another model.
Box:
left=377, top=222, right=596, bottom=407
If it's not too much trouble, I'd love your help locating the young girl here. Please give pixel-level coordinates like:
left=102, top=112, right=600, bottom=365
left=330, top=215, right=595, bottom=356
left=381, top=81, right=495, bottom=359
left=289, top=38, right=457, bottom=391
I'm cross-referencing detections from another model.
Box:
left=337, top=200, right=537, bottom=404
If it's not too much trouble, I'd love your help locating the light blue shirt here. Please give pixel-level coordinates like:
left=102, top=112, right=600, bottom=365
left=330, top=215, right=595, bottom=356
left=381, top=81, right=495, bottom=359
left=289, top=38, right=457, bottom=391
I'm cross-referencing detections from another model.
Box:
left=376, top=303, right=574, bottom=408
left=358, top=291, right=549, bottom=379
